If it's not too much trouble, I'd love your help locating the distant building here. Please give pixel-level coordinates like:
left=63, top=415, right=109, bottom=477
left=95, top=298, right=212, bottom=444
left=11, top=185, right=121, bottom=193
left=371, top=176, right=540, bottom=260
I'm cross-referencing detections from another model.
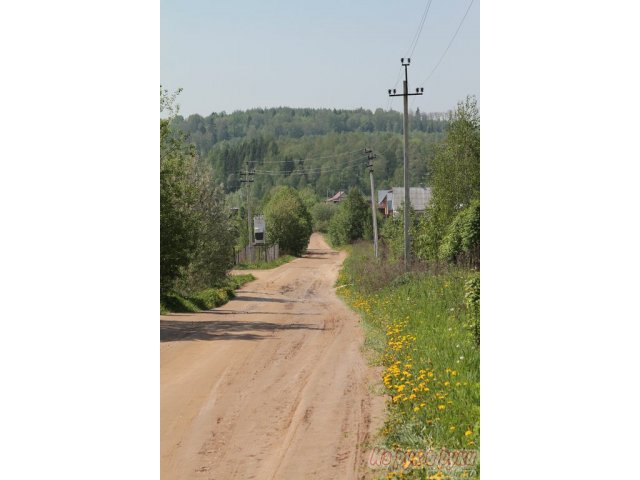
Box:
left=326, top=191, right=347, bottom=203
left=378, top=187, right=432, bottom=217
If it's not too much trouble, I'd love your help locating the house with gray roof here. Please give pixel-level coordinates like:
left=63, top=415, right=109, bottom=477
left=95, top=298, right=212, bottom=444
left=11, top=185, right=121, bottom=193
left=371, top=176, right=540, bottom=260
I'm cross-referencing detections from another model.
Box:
left=378, top=187, right=432, bottom=217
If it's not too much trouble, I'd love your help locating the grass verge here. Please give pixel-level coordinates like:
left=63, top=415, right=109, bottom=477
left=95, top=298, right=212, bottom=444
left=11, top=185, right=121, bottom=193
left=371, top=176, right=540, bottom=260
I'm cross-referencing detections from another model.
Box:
left=234, top=255, right=295, bottom=270
left=336, top=243, right=479, bottom=479
left=160, top=274, right=255, bottom=314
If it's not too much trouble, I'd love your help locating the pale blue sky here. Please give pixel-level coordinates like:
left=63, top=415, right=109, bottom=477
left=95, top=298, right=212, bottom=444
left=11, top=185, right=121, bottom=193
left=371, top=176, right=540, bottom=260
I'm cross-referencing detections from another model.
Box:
left=161, top=0, right=479, bottom=116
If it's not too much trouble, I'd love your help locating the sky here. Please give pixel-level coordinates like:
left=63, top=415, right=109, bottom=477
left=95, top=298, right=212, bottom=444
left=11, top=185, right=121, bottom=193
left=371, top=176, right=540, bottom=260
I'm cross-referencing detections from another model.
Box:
left=161, top=0, right=479, bottom=117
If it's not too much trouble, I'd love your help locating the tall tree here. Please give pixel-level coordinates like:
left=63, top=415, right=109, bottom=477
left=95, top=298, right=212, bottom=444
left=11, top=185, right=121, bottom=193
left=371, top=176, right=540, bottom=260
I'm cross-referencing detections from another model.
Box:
left=416, top=96, right=480, bottom=260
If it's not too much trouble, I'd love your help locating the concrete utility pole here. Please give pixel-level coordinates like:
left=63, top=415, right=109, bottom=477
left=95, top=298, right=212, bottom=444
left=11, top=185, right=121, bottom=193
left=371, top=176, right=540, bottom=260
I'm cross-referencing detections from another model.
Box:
left=240, top=166, right=255, bottom=262
left=388, top=58, right=423, bottom=269
left=364, top=148, right=379, bottom=258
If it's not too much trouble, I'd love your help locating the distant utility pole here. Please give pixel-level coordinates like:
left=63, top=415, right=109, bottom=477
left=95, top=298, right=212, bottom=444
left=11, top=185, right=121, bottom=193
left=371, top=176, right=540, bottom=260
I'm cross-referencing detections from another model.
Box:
left=364, top=148, right=379, bottom=258
left=240, top=166, right=255, bottom=262
left=388, top=58, right=423, bottom=269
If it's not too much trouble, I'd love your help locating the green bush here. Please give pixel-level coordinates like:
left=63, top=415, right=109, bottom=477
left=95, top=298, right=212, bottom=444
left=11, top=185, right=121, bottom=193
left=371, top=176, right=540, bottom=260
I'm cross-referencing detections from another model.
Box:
left=311, top=202, right=336, bottom=232
left=464, top=271, right=480, bottom=346
left=438, top=199, right=480, bottom=264
left=414, top=96, right=480, bottom=261
left=328, top=187, right=370, bottom=246
left=264, top=186, right=312, bottom=256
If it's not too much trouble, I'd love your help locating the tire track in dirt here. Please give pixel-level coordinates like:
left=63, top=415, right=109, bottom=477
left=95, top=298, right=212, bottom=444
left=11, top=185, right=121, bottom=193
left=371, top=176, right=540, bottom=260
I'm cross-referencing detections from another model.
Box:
left=160, top=234, right=384, bottom=479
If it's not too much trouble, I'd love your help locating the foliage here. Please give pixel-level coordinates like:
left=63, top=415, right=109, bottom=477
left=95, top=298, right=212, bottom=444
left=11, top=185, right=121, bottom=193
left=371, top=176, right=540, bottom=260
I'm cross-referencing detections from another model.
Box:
left=337, top=243, right=480, bottom=479
left=438, top=199, right=480, bottom=265
left=160, top=274, right=255, bottom=314
left=263, top=186, right=312, bottom=256
left=297, top=186, right=319, bottom=212
left=310, top=202, right=336, bottom=233
left=379, top=205, right=421, bottom=261
left=415, top=96, right=480, bottom=261
left=160, top=96, right=200, bottom=292
left=464, top=271, right=480, bottom=346
left=160, top=86, right=236, bottom=294
left=327, top=187, right=370, bottom=246
left=179, top=110, right=446, bottom=198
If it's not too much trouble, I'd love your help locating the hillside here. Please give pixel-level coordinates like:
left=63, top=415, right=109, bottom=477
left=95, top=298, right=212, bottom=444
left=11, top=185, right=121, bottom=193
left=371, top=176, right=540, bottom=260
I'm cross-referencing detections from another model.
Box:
left=170, top=107, right=451, bottom=199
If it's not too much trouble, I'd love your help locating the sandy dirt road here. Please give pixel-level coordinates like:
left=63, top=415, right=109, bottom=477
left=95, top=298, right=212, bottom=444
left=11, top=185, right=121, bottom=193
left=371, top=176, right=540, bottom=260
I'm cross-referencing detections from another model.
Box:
left=160, top=233, right=384, bottom=480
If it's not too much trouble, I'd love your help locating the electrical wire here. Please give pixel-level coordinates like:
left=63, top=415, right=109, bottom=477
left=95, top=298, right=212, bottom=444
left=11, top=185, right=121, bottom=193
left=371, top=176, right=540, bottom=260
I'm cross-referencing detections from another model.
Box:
left=406, top=0, right=434, bottom=59
left=253, top=156, right=369, bottom=176
left=418, top=0, right=475, bottom=87
left=258, top=148, right=365, bottom=164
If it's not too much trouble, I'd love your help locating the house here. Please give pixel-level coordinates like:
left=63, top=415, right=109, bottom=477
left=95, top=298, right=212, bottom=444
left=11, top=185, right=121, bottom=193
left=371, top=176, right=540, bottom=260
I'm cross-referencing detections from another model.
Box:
left=377, top=189, right=392, bottom=216
left=378, top=187, right=432, bottom=217
left=326, top=191, right=347, bottom=203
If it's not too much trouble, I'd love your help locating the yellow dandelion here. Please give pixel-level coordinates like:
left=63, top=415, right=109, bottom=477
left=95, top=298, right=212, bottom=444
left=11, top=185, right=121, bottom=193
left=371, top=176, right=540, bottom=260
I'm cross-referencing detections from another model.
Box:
left=465, top=430, right=473, bottom=436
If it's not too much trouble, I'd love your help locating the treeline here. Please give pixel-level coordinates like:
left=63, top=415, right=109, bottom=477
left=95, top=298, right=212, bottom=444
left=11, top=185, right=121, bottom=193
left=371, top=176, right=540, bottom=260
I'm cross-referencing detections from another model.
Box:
left=170, top=106, right=450, bottom=151
left=169, top=107, right=450, bottom=199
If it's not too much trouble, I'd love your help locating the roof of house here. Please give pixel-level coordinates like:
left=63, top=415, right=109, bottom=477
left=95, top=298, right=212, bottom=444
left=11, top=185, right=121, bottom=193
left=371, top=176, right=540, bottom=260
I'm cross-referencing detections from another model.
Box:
left=326, top=191, right=346, bottom=203
left=388, top=187, right=432, bottom=211
left=377, top=189, right=391, bottom=205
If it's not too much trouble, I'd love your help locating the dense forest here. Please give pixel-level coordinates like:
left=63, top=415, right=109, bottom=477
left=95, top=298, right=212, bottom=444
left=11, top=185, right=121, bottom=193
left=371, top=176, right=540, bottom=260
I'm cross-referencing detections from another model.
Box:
left=169, top=107, right=452, bottom=201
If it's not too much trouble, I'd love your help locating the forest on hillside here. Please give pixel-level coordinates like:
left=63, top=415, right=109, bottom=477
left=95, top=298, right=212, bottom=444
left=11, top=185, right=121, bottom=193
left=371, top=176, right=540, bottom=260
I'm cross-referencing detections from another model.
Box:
left=169, top=107, right=452, bottom=200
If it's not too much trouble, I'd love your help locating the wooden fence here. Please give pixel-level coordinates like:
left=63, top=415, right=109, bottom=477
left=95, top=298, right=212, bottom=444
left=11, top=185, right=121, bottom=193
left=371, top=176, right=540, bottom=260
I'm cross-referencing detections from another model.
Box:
left=234, top=244, right=280, bottom=265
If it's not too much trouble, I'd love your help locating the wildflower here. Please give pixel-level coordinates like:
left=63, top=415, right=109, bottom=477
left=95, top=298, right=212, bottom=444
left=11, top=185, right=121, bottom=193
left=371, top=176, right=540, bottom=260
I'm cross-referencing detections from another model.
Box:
left=465, top=430, right=473, bottom=436
left=437, top=405, right=446, bottom=410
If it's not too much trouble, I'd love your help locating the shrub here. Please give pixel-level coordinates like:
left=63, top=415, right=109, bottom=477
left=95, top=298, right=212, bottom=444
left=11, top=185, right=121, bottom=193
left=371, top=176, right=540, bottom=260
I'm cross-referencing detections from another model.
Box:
left=464, top=271, right=480, bottom=346
left=328, top=187, right=370, bottom=246
left=263, top=186, right=312, bottom=256
left=438, top=199, right=480, bottom=265
left=311, top=202, right=336, bottom=232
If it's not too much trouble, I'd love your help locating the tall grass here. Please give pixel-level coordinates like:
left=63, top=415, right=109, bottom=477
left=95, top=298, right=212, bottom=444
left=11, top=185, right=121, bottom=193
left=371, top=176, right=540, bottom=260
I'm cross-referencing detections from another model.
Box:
left=337, top=243, right=479, bottom=479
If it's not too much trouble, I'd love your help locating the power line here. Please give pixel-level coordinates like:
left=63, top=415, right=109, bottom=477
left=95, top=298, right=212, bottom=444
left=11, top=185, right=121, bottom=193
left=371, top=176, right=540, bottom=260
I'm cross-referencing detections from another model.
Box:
left=253, top=156, right=368, bottom=176
left=406, top=0, right=434, bottom=59
left=418, top=0, right=475, bottom=87
left=257, top=148, right=365, bottom=165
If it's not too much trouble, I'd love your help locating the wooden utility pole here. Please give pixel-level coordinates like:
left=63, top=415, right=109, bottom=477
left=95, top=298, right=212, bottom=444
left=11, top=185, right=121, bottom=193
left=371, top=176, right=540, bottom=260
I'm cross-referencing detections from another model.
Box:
left=388, top=58, right=423, bottom=269
left=240, top=166, right=255, bottom=262
left=364, top=148, right=379, bottom=258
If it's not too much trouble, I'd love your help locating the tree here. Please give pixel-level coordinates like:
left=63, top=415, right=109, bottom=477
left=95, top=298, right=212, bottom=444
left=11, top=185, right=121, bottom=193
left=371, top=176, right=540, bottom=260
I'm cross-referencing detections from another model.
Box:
left=160, top=88, right=199, bottom=292
left=161, top=86, right=236, bottom=293
left=328, top=187, right=370, bottom=246
left=415, top=96, right=480, bottom=260
left=263, top=186, right=312, bottom=256
left=311, top=202, right=336, bottom=233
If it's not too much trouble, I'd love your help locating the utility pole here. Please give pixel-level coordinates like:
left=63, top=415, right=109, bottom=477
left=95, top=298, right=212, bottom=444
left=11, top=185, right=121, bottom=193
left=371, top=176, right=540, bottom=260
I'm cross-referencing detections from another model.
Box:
left=388, top=58, right=423, bottom=269
left=239, top=166, right=255, bottom=262
left=364, top=148, right=379, bottom=258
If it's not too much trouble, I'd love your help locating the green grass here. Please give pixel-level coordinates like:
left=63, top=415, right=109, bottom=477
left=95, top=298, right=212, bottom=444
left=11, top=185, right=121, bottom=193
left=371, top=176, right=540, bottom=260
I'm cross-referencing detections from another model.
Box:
left=160, top=274, right=255, bottom=314
left=234, top=255, right=295, bottom=270
left=337, top=244, right=479, bottom=479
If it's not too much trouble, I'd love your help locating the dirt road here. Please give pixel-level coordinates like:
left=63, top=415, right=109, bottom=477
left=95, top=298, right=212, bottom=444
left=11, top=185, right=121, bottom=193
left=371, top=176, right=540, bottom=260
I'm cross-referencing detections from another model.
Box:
left=160, top=234, right=384, bottom=480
